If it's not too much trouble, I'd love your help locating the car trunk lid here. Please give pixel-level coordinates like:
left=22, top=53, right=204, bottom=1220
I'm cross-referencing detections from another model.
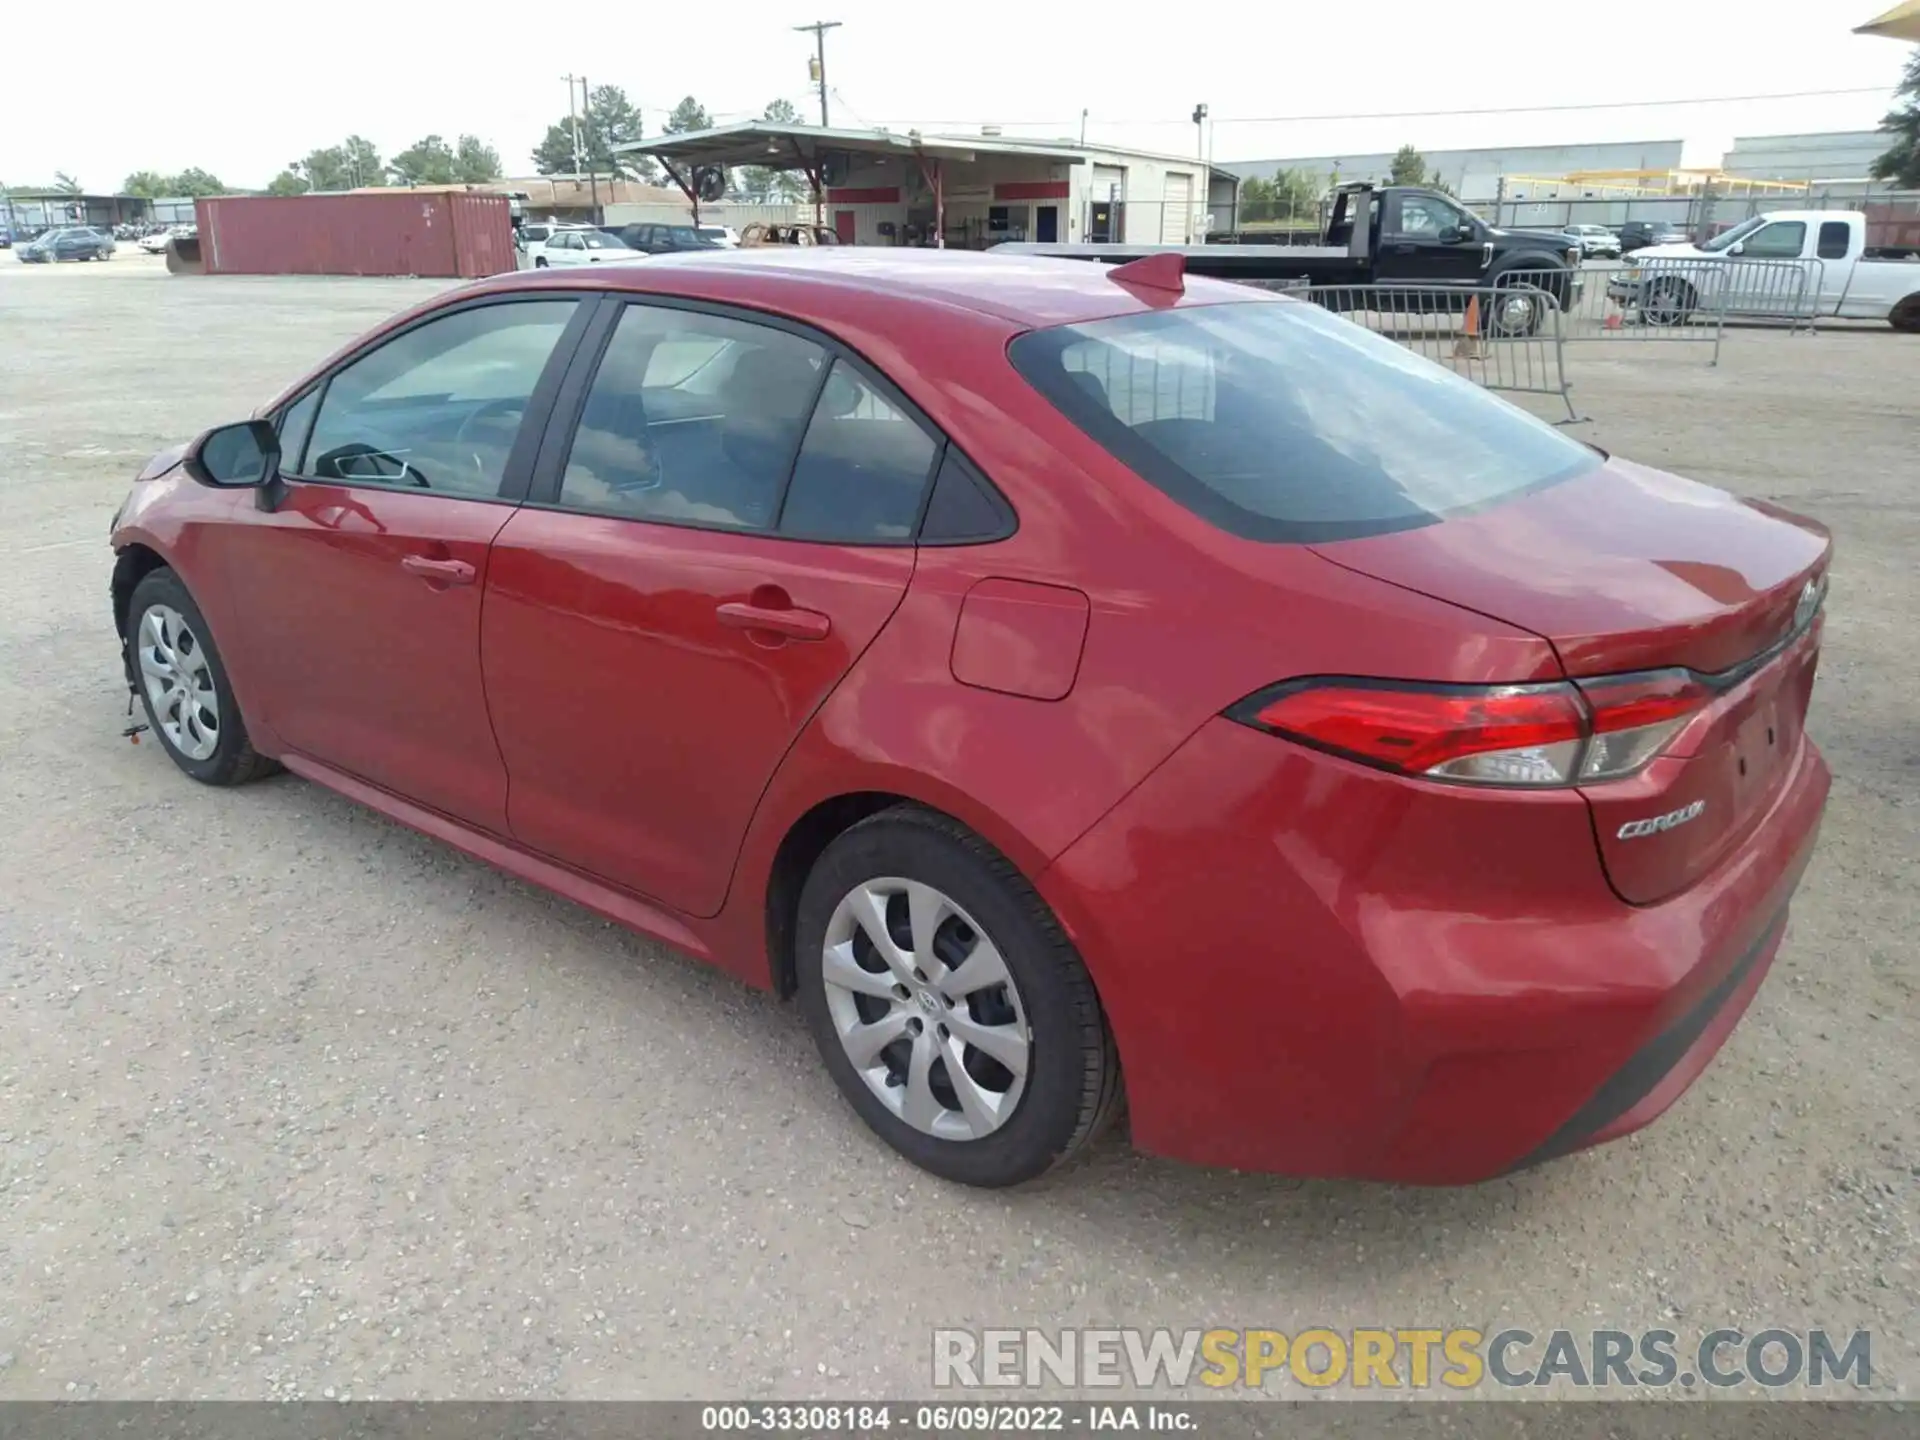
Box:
left=1312, top=458, right=1830, bottom=903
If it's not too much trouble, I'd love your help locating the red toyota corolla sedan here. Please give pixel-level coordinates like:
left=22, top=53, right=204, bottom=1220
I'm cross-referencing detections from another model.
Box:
left=109, top=249, right=1830, bottom=1188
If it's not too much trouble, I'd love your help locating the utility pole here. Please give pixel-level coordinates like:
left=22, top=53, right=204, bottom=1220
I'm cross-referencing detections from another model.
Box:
left=563, top=74, right=585, bottom=178
left=794, top=20, right=842, bottom=127
left=581, top=75, right=600, bottom=219
left=1191, top=102, right=1208, bottom=162
left=1079, top=108, right=1088, bottom=146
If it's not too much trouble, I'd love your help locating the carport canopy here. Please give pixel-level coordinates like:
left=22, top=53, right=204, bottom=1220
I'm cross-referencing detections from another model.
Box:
left=1856, top=0, right=1920, bottom=39
left=613, top=121, right=1086, bottom=242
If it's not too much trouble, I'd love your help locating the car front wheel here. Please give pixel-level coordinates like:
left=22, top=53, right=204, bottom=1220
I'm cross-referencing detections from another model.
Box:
left=126, top=567, right=279, bottom=786
left=795, top=807, right=1122, bottom=1187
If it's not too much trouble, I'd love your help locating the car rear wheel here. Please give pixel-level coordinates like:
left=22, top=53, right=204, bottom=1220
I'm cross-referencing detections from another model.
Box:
left=1890, top=295, right=1920, bottom=334
left=794, top=807, right=1121, bottom=1187
left=127, top=568, right=279, bottom=787
left=1642, top=275, right=1698, bottom=327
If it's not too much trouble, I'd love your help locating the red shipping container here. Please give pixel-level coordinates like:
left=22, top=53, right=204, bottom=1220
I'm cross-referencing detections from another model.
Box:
left=195, top=191, right=515, bottom=278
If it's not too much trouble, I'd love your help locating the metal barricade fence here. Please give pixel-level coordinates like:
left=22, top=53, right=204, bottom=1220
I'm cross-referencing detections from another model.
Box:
left=1495, top=258, right=1825, bottom=364
left=1233, top=280, right=1580, bottom=422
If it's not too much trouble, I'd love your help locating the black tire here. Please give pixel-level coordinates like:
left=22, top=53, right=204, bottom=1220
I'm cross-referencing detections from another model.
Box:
left=125, top=567, right=279, bottom=786
left=1890, top=295, right=1920, bottom=335
left=794, top=806, right=1122, bottom=1187
left=1642, top=275, right=1697, bottom=328
left=533, top=256, right=548, bottom=268
left=1487, top=274, right=1547, bottom=338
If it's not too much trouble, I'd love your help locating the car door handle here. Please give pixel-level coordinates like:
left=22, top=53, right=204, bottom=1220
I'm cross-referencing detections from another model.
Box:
left=716, top=601, right=831, bottom=641
left=400, top=554, right=476, bottom=585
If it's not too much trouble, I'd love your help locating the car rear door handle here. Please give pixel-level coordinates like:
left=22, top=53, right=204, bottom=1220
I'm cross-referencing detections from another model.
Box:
left=400, top=554, right=476, bottom=585
left=716, top=601, right=831, bottom=641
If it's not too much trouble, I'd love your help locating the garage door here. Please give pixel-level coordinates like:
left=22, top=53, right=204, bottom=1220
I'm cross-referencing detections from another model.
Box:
left=1161, top=173, right=1192, bottom=244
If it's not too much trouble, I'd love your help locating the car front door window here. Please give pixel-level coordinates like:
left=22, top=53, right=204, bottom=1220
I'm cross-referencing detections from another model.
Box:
left=1393, top=198, right=1446, bottom=238
left=301, top=300, right=578, bottom=496
left=1742, top=222, right=1806, bottom=260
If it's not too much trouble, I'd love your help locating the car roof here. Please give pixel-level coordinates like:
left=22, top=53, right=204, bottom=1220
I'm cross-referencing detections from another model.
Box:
left=465, top=246, right=1261, bottom=329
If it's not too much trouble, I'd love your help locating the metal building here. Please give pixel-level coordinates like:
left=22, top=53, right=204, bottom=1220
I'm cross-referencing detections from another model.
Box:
left=613, top=122, right=1237, bottom=248
left=1720, top=131, right=1894, bottom=182
left=1224, top=140, right=1688, bottom=203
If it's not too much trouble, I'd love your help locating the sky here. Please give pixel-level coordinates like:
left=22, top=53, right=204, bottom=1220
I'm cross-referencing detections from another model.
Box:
left=2, top=1, right=1912, bottom=191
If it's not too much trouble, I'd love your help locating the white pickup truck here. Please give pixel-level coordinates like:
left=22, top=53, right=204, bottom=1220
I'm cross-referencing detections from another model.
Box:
left=1610, top=210, right=1920, bottom=332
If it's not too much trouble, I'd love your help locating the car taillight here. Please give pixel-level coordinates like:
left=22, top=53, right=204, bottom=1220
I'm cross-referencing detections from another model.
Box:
left=1575, top=669, right=1710, bottom=780
left=1229, top=673, right=1710, bottom=789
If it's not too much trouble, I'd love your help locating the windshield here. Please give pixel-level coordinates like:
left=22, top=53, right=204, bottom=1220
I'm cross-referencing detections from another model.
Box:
left=1700, top=217, right=1765, bottom=253
left=1009, top=300, right=1600, bottom=543
left=582, top=232, right=627, bottom=250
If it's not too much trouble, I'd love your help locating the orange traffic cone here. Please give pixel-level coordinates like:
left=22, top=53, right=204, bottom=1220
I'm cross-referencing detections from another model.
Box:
left=1454, top=295, right=1484, bottom=360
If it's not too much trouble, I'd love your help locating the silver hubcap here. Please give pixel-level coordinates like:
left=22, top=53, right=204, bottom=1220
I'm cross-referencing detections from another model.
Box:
left=821, top=878, right=1031, bottom=1141
left=137, top=604, right=220, bottom=761
left=1496, top=292, right=1535, bottom=329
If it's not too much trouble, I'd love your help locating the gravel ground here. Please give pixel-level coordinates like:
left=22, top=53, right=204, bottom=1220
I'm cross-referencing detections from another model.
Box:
left=0, top=254, right=1914, bottom=1401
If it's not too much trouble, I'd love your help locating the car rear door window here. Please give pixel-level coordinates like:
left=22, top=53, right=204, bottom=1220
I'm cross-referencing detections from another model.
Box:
left=557, top=303, right=826, bottom=531
left=1010, top=299, right=1599, bottom=543
left=300, top=299, right=577, bottom=496
left=778, top=360, right=940, bottom=542
left=1816, top=221, right=1851, bottom=261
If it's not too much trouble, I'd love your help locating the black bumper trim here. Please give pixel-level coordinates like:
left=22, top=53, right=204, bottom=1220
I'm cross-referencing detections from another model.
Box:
left=1510, top=909, right=1788, bottom=1171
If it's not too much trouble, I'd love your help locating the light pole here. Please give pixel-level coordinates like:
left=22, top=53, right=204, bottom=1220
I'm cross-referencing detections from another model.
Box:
left=794, top=20, right=842, bottom=127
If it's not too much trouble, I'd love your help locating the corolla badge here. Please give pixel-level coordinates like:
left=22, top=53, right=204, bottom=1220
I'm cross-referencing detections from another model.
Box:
left=1617, top=800, right=1706, bottom=840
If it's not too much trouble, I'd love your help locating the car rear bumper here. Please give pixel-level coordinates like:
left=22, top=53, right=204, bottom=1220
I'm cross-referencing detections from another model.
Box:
left=1037, top=716, right=1829, bottom=1183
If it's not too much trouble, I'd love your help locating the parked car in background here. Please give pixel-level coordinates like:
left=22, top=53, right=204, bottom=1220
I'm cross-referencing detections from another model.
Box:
left=1563, top=223, right=1622, bottom=260
left=139, top=225, right=196, bottom=256
left=1008, top=184, right=1580, bottom=337
left=517, top=222, right=598, bottom=268
left=1618, top=220, right=1689, bottom=254
left=538, top=228, right=639, bottom=268
left=697, top=225, right=742, bottom=249
left=740, top=222, right=842, bottom=247
left=110, top=249, right=1830, bottom=1189
left=16, top=226, right=116, bottom=263
left=1611, top=210, right=1920, bottom=332
left=609, top=223, right=723, bottom=255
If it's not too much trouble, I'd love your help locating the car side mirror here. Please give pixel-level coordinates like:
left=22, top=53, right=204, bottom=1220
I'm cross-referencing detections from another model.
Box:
left=1438, top=225, right=1466, bottom=244
left=185, top=419, right=279, bottom=489
left=1728, top=242, right=1745, bottom=256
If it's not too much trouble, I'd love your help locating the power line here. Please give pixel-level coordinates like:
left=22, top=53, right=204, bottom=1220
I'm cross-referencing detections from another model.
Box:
left=827, top=87, right=877, bottom=131
left=858, top=85, right=1893, bottom=130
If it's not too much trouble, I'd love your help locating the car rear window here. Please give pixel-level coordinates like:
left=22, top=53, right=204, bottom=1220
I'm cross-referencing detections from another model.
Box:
left=1008, top=299, right=1600, bottom=543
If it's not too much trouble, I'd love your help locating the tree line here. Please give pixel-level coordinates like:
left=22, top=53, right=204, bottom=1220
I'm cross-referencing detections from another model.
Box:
left=44, top=84, right=820, bottom=202
left=529, top=88, right=814, bottom=202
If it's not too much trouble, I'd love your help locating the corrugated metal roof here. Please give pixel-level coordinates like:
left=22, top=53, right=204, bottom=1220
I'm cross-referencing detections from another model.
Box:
left=615, top=121, right=1087, bottom=168
left=1857, top=0, right=1920, bottom=39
